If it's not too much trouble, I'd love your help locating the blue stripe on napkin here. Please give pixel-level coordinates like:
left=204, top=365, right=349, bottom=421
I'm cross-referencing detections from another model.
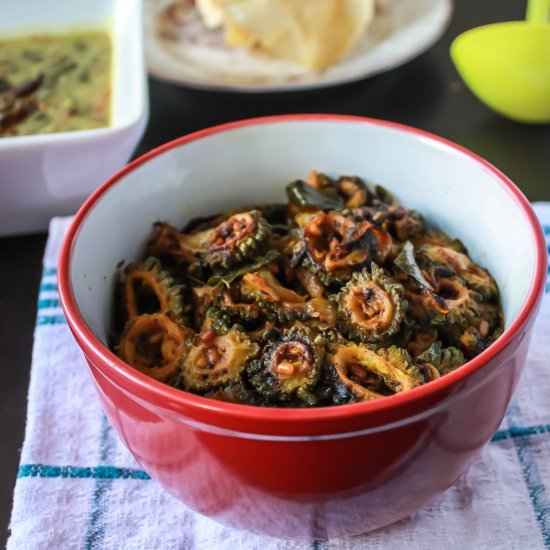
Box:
left=18, top=464, right=150, bottom=480
left=39, top=283, right=58, bottom=292
left=84, top=414, right=118, bottom=550
left=36, top=269, right=66, bottom=325
left=492, top=424, right=550, bottom=442
left=36, top=316, right=67, bottom=326
left=506, top=405, right=550, bottom=546
left=37, top=298, right=61, bottom=310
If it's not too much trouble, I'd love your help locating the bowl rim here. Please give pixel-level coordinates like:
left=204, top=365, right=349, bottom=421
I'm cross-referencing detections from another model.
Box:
left=58, top=114, right=548, bottom=429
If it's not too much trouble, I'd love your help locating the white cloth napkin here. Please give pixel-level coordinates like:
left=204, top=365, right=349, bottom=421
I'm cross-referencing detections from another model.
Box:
left=8, top=206, right=550, bottom=550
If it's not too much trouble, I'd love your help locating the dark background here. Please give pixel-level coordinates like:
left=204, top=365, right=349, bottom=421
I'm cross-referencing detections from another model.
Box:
left=1, top=1, right=548, bottom=545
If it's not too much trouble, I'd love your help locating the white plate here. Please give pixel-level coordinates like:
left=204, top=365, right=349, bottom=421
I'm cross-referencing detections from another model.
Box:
left=144, top=0, right=453, bottom=92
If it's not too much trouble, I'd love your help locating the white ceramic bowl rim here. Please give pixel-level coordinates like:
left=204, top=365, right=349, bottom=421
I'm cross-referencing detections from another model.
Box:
left=58, top=114, right=549, bottom=427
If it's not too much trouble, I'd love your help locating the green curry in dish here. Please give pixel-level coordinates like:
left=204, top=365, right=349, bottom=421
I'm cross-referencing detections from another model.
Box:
left=0, top=31, right=111, bottom=137
left=111, top=172, right=504, bottom=408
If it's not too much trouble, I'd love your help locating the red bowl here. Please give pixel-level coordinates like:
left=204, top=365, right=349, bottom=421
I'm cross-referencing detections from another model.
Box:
left=58, top=115, right=547, bottom=538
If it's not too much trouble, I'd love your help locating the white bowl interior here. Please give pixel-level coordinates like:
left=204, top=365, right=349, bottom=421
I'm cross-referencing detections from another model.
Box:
left=0, top=0, right=144, bottom=129
left=70, top=120, right=536, bottom=344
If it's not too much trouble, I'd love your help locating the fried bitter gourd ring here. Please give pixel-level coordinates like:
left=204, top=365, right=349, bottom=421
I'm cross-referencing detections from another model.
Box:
left=298, top=210, right=393, bottom=284
left=213, top=290, right=263, bottom=324
left=240, top=268, right=337, bottom=327
left=428, top=278, right=472, bottom=321
left=182, top=328, right=259, bottom=392
left=406, top=276, right=479, bottom=328
left=415, top=342, right=465, bottom=376
left=247, top=328, right=324, bottom=405
left=118, top=313, right=192, bottom=382
left=333, top=264, right=406, bottom=343
left=145, top=223, right=196, bottom=264
left=419, top=244, right=498, bottom=300
left=305, top=171, right=372, bottom=209
left=383, top=206, right=425, bottom=241
left=179, top=210, right=271, bottom=269
left=124, top=257, right=186, bottom=322
left=330, top=343, right=421, bottom=401
left=335, top=176, right=371, bottom=208
left=410, top=231, right=466, bottom=253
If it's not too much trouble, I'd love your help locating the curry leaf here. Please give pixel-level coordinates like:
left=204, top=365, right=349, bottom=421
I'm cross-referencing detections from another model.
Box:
left=374, top=184, right=394, bottom=204
left=394, top=241, right=434, bottom=290
left=286, top=180, right=343, bottom=210
left=207, top=250, right=280, bottom=287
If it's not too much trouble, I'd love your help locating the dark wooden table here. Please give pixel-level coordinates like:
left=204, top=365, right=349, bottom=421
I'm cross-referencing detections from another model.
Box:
left=2, top=1, right=549, bottom=545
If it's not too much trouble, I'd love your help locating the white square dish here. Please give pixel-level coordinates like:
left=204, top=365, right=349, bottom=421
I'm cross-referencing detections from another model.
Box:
left=0, top=0, right=148, bottom=236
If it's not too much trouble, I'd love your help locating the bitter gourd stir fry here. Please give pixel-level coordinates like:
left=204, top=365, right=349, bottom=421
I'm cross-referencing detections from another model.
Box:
left=112, top=172, right=503, bottom=407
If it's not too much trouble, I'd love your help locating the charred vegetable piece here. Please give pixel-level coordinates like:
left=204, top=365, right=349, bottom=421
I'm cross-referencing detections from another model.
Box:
left=246, top=320, right=278, bottom=343
left=468, top=302, right=502, bottom=337
left=216, top=290, right=263, bottom=322
left=418, top=245, right=498, bottom=300
left=411, top=231, right=467, bottom=253
left=182, top=329, right=259, bottom=392
left=124, top=257, right=186, bottom=322
left=335, top=176, right=371, bottom=208
left=426, top=294, right=498, bottom=353
left=247, top=203, right=289, bottom=226
left=407, top=328, right=439, bottom=358
left=241, top=268, right=306, bottom=303
left=295, top=267, right=326, bottom=298
left=305, top=170, right=333, bottom=190
left=184, top=203, right=288, bottom=234
left=329, top=343, right=421, bottom=402
left=416, top=342, right=465, bottom=375
left=405, top=273, right=482, bottom=328
left=192, top=284, right=223, bottom=329
left=294, top=297, right=338, bottom=329
left=459, top=327, right=486, bottom=358
left=248, top=328, right=324, bottom=404
left=201, top=308, right=234, bottom=334
left=417, top=362, right=441, bottom=382
left=385, top=207, right=425, bottom=241
left=240, top=268, right=337, bottom=327
left=438, top=346, right=465, bottom=374
left=334, top=264, right=406, bottom=343
left=297, top=210, right=394, bottom=284
left=434, top=278, right=472, bottom=318
left=202, top=292, right=264, bottom=334
left=179, top=210, right=271, bottom=269
left=117, top=313, right=192, bottom=382
left=303, top=172, right=373, bottom=209
left=353, top=204, right=425, bottom=242
left=146, top=222, right=194, bottom=264
left=204, top=382, right=263, bottom=405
